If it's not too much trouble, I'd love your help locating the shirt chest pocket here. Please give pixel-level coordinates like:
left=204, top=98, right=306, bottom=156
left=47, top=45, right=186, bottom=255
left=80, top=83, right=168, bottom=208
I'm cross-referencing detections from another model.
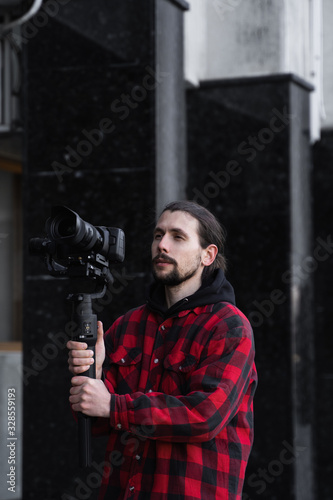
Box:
left=161, top=351, right=199, bottom=396
left=108, top=346, right=142, bottom=394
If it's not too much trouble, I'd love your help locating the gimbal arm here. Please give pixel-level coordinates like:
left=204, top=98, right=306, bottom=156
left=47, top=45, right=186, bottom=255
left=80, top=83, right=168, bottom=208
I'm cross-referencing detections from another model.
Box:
left=68, top=290, right=104, bottom=468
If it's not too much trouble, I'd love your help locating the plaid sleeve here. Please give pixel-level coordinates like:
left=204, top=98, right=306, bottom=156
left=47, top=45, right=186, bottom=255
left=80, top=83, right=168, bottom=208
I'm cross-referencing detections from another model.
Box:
left=109, top=312, right=256, bottom=443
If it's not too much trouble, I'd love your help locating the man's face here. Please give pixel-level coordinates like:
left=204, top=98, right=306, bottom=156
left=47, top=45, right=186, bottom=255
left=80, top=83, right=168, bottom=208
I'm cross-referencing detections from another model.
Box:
left=151, top=210, right=204, bottom=287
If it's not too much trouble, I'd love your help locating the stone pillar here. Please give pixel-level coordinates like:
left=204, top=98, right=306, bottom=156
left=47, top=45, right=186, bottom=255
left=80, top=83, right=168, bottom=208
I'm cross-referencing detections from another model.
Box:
left=187, top=74, right=315, bottom=500
left=185, top=0, right=323, bottom=140
left=155, top=0, right=188, bottom=214
left=312, top=131, right=333, bottom=500
left=322, top=0, right=333, bottom=128
left=21, top=1, right=188, bottom=498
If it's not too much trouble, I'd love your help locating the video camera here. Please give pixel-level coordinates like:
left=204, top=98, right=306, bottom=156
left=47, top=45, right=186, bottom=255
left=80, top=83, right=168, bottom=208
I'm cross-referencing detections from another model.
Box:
left=29, top=205, right=125, bottom=293
left=30, top=206, right=125, bottom=468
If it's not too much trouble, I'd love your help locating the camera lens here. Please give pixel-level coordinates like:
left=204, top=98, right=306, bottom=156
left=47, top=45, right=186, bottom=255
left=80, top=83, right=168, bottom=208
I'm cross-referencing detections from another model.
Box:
left=46, top=206, right=102, bottom=253
left=56, top=217, right=76, bottom=237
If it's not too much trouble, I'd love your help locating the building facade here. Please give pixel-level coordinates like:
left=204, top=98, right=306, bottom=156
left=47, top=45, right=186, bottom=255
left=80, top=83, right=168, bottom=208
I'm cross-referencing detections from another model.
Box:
left=0, top=1, right=332, bottom=498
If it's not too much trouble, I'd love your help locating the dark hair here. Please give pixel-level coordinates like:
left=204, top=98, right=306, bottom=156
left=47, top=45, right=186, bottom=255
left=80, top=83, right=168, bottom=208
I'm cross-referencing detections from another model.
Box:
left=161, top=201, right=227, bottom=277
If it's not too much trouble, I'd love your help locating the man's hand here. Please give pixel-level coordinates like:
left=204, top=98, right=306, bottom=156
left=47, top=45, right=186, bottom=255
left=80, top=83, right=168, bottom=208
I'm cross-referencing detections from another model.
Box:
left=69, top=377, right=111, bottom=418
left=67, top=321, right=105, bottom=379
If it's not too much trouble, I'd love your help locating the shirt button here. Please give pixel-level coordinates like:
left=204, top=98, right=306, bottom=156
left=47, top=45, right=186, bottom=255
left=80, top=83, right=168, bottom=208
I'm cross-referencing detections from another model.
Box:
left=148, top=389, right=153, bottom=393
left=135, top=454, right=141, bottom=460
left=116, top=423, right=122, bottom=430
left=161, top=325, right=165, bottom=331
left=129, top=486, right=135, bottom=492
left=153, top=358, right=159, bottom=364
left=120, top=358, right=125, bottom=364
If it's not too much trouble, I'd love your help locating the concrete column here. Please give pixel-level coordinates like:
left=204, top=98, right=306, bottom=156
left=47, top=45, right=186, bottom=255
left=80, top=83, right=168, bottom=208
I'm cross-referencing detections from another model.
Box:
left=322, top=0, right=333, bottom=128
left=155, top=0, right=188, bottom=216
left=185, top=0, right=323, bottom=140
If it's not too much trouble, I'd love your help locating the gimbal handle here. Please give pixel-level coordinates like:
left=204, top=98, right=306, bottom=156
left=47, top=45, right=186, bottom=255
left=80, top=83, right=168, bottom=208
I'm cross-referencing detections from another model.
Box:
left=69, top=293, right=98, bottom=468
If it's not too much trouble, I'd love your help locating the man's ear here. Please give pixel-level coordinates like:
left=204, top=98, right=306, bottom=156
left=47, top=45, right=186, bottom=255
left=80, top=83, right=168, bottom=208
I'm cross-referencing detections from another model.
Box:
left=202, top=244, right=218, bottom=267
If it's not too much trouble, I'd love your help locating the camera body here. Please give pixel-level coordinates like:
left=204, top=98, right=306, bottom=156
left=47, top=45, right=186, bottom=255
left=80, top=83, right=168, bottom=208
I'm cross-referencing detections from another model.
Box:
left=29, top=206, right=125, bottom=291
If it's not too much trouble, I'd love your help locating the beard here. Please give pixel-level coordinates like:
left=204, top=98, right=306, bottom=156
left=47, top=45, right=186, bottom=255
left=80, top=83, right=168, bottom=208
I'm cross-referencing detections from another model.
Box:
left=152, top=254, right=201, bottom=287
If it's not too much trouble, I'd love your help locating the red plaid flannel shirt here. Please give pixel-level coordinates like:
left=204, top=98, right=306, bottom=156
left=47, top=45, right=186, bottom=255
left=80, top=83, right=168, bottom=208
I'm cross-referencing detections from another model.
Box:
left=94, top=300, right=257, bottom=500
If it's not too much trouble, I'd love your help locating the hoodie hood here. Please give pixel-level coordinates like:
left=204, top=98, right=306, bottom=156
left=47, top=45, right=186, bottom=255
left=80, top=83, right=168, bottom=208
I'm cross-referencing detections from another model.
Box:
left=147, top=269, right=236, bottom=318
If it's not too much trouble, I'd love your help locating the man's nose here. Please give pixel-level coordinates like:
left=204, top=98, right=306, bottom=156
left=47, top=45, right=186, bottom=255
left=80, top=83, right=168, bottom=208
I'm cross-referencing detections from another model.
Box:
left=157, top=234, right=169, bottom=252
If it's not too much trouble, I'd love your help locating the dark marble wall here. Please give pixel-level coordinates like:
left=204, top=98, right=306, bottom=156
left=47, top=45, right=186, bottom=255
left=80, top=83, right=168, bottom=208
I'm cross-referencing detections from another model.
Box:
left=186, top=75, right=315, bottom=500
left=21, top=1, right=187, bottom=498
left=313, top=130, right=333, bottom=500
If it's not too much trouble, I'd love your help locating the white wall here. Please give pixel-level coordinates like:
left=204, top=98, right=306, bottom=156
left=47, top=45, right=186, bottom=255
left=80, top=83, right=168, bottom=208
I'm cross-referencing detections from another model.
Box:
left=322, top=0, right=333, bottom=129
left=205, top=0, right=283, bottom=80
left=184, top=0, right=207, bottom=86
left=185, top=0, right=310, bottom=83
left=185, top=0, right=331, bottom=136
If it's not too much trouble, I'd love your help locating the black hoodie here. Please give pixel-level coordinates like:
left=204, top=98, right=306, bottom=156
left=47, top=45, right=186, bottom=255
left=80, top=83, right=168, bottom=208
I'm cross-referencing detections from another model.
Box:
left=147, top=269, right=236, bottom=319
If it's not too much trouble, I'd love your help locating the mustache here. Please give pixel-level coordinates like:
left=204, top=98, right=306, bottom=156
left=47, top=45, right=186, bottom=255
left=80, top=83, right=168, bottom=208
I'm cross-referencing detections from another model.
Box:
left=152, top=254, right=177, bottom=266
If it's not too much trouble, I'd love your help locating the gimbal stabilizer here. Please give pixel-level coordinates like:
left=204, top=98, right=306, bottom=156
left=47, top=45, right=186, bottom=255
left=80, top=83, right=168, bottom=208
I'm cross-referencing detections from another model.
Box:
left=30, top=206, right=125, bottom=467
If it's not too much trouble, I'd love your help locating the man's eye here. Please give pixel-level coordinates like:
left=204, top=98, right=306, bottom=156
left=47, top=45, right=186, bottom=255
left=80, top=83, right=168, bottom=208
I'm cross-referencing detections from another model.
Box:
left=154, top=233, right=162, bottom=240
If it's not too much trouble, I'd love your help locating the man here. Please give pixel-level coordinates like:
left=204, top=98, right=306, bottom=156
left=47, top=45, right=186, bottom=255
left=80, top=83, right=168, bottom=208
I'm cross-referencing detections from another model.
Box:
left=68, top=200, right=257, bottom=500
